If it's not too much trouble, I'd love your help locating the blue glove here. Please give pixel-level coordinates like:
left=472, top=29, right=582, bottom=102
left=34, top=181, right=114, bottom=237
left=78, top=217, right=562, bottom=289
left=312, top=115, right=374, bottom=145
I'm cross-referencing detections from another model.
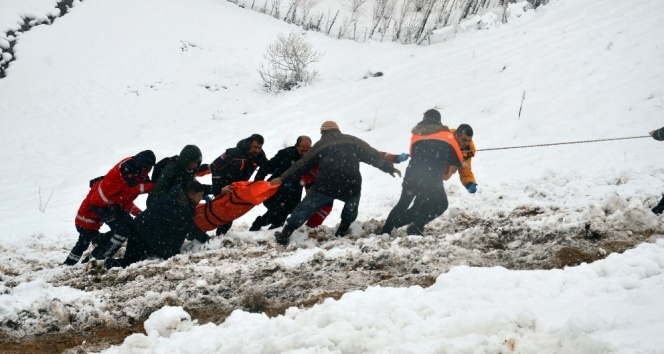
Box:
left=395, top=153, right=410, bottom=163
left=203, top=194, right=212, bottom=203
left=466, top=182, right=478, bottom=194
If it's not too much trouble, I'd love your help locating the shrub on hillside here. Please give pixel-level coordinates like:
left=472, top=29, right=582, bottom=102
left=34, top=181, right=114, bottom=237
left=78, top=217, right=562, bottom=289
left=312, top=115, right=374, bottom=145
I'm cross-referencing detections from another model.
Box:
left=258, top=32, right=322, bottom=93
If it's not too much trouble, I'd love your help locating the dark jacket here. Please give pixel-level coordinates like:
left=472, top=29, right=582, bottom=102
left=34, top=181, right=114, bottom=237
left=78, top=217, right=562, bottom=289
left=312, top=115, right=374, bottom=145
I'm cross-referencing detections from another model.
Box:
left=653, top=127, right=664, bottom=141
left=134, top=185, right=209, bottom=259
left=210, top=137, right=267, bottom=190
left=255, top=146, right=302, bottom=181
left=255, top=146, right=304, bottom=209
left=280, top=130, right=396, bottom=198
left=404, top=123, right=462, bottom=189
left=147, top=145, right=215, bottom=207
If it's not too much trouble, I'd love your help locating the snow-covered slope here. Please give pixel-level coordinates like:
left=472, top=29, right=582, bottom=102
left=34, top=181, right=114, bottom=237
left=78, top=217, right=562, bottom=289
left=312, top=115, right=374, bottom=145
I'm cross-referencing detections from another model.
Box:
left=0, top=0, right=663, bottom=352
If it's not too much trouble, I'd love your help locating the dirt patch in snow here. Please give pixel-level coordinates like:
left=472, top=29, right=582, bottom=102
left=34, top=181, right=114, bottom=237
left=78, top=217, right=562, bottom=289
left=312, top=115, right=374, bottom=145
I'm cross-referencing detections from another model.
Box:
left=1, top=204, right=662, bottom=353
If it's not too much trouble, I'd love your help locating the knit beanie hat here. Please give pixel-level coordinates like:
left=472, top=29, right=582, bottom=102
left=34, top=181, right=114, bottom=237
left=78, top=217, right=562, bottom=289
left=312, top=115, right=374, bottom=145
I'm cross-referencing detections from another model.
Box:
left=422, top=109, right=441, bottom=124
left=132, top=150, right=156, bottom=169
left=320, top=121, right=340, bottom=131
left=179, top=145, right=202, bottom=165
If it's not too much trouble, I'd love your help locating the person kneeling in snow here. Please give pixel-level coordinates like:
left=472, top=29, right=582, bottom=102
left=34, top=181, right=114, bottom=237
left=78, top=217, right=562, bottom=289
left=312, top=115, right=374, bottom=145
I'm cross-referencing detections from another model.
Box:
left=104, top=180, right=220, bottom=269
left=64, top=150, right=155, bottom=266
left=650, top=126, right=664, bottom=215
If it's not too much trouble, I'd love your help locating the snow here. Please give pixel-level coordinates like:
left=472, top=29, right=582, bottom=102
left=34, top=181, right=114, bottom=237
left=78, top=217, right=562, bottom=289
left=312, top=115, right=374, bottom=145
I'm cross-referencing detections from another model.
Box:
left=0, top=0, right=663, bottom=352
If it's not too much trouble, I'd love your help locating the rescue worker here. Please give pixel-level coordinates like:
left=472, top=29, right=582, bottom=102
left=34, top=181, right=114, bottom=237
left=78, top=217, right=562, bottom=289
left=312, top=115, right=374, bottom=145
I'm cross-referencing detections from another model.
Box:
left=147, top=145, right=220, bottom=208
left=210, top=134, right=268, bottom=235
left=444, top=124, right=478, bottom=193
left=301, top=151, right=410, bottom=228
left=650, top=126, right=664, bottom=215
left=250, top=136, right=312, bottom=231
left=381, top=109, right=463, bottom=236
left=271, top=121, right=401, bottom=245
left=64, top=150, right=155, bottom=265
left=105, top=180, right=219, bottom=269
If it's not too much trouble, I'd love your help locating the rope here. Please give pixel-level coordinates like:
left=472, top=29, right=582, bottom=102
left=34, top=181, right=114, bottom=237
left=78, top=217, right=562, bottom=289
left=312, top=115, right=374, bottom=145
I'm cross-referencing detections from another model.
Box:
left=469, top=135, right=650, bottom=152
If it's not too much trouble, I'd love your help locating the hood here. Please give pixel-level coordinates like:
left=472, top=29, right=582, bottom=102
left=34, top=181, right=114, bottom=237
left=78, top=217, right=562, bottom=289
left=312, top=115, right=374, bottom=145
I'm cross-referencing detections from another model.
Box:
left=411, top=123, right=450, bottom=136
left=179, top=145, right=203, bottom=166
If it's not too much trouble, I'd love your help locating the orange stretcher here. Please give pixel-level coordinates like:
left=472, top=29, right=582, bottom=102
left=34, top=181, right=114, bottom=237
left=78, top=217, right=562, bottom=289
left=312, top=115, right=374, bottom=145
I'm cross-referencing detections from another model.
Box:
left=194, top=181, right=279, bottom=232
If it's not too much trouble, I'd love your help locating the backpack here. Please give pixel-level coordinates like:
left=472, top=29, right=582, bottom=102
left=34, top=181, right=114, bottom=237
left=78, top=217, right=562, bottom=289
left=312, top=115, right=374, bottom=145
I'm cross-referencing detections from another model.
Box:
left=152, top=155, right=179, bottom=183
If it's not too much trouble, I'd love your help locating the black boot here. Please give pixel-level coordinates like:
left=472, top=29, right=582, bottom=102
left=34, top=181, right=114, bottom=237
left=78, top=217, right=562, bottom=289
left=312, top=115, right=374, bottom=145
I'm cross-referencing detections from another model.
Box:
left=216, top=222, right=232, bottom=236
left=335, top=221, right=351, bottom=237
left=249, top=216, right=266, bottom=231
left=653, top=196, right=664, bottom=215
left=406, top=224, right=424, bottom=236
left=275, top=224, right=294, bottom=245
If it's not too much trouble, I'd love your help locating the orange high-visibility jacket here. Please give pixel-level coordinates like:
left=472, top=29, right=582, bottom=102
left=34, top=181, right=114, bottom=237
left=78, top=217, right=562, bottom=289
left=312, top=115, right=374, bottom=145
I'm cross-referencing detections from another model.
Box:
left=194, top=181, right=279, bottom=232
left=442, top=128, right=476, bottom=186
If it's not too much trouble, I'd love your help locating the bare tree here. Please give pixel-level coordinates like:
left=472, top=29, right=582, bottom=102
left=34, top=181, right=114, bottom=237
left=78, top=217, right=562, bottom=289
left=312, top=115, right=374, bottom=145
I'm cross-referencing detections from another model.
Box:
left=351, top=0, right=369, bottom=13
left=393, top=0, right=414, bottom=41
left=270, top=0, right=282, bottom=18
left=258, top=33, right=322, bottom=93
left=368, top=0, right=396, bottom=39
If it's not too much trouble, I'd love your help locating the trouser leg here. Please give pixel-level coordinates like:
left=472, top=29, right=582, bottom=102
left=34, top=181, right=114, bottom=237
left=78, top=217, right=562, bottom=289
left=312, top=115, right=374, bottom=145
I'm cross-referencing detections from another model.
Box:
left=381, top=187, right=416, bottom=234
left=409, top=185, right=448, bottom=230
left=64, top=227, right=98, bottom=265
left=305, top=203, right=333, bottom=228
left=117, top=232, right=152, bottom=268
left=90, top=205, right=136, bottom=259
left=286, top=190, right=335, bottom=229
left=339, top=194, right=361, bottom=225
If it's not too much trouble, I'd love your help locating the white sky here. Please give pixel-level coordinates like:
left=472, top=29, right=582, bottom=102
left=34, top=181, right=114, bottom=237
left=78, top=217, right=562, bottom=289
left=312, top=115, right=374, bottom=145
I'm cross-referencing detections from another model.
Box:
left=1, top=0, right=663, bottom=352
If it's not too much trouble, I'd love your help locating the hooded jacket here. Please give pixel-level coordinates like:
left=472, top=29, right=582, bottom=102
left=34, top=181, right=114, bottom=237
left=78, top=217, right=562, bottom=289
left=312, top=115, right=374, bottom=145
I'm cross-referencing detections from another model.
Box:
left=280, top=130, right=396, bottom=198
left=147, top=145, right=214, bottom=207
left=442, top=128, right=477, bottom=186
left=88, top=154, right=154, bottom=212
left=210, top=137, right=267, bottom=190
left=404, top=123, right=462, bottom=188
left=135, top=185, right=209, bottom=259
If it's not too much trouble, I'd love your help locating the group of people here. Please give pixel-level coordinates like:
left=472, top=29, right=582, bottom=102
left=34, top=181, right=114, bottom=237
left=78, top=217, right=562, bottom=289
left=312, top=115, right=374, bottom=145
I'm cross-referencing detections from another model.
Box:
left=62, top=108, right=488, bottom=269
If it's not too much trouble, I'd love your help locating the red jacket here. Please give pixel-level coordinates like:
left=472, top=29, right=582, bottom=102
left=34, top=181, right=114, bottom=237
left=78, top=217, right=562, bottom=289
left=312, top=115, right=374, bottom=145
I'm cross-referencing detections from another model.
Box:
left=76, top=158, right=153, bottom=230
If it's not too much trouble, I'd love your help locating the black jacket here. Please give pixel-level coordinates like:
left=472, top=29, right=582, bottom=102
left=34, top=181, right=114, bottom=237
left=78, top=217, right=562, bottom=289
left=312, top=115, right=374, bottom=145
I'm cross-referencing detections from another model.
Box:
left=134, top=185, right=209, bottom=259
left=404, top=123, right=462, bottom=189
left=255, top=146, right=301, bottom=181
left=280, top=130, right=396, bottom=198
left=210, top=137, right=267, bottom=190
left=255, top=146, right=304, bottom=209
left=653, top=127, right=664, bottom=141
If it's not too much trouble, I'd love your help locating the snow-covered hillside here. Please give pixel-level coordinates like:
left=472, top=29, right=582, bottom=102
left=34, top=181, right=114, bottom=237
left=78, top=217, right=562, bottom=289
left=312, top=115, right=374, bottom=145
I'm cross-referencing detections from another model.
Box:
left=1, top=0, right=663, bottom=352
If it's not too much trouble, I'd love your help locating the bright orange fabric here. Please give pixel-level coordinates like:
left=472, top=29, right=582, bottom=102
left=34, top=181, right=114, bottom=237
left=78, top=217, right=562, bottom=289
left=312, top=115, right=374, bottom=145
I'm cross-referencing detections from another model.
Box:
left=194, top=181, right=279, bottom=231
left=443, top=129, right=476, bottom=186
left=409, top=130, right=464, bottom=163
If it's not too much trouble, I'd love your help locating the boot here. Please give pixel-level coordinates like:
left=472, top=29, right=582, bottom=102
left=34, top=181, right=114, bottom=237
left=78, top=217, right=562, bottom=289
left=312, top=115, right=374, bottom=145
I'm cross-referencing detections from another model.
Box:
left=406, top=224, right=424, bottom=236
left=653, top=196, right=664, bottom=215
left=335, top=221, right=351, bottom=237
left=275, top=224, right=294, bottom=245
left=216, top=222, right=232, bottom=236
left=249, top=216, right=266, bottom=231
left=104, top=258, right=123, bottom=270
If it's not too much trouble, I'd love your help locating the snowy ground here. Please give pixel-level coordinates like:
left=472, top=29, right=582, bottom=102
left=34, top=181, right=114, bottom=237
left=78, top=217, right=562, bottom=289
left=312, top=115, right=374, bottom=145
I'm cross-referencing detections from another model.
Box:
left=1, top=0, right=664, bottom=352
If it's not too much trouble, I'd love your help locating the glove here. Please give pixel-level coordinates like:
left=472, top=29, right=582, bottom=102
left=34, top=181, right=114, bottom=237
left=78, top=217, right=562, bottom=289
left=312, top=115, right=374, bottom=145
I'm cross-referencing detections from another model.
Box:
left=466, top=182, right=478, bottom=194
left=394, top=153, right=410, bottom=163
left=203, top=194, right=212, bottom=203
